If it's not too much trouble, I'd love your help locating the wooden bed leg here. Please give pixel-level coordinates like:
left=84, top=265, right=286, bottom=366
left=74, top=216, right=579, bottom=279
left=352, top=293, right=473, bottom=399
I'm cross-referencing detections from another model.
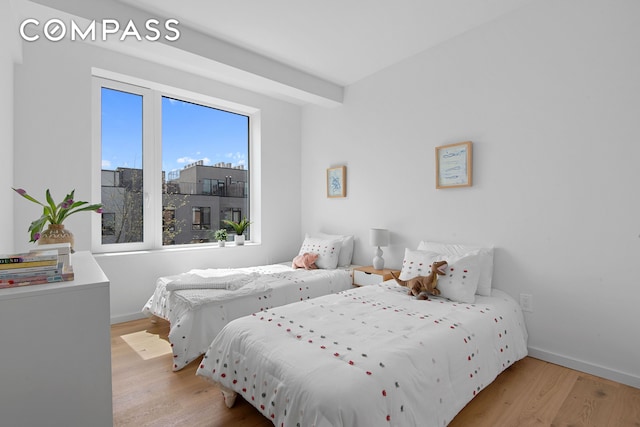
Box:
left=219, top=385, right=238, bottom=408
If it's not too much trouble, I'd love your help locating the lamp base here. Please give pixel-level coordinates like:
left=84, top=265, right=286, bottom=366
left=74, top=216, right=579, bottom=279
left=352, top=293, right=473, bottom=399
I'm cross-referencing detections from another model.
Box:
left=372, top=247, right=384, bottom=270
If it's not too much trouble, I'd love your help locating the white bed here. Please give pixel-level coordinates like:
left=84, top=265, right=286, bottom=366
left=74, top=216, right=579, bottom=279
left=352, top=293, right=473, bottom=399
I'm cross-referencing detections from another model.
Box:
left=196, top=267, right=528, bottom=426
left=142, top=263, right=353, bottom=371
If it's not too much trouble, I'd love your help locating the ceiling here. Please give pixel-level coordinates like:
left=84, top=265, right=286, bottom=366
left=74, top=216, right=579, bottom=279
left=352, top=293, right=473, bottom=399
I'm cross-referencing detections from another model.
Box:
left=16, top=0, right=534, bottom=105
left=120, top=0, right=534, bottom=87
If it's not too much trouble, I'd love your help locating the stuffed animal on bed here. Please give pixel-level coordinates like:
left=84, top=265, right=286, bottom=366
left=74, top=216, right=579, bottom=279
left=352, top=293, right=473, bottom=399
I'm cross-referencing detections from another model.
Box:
left=292, top=252, right=319, bottom=270
left=390, top=260, right=448, bottom=300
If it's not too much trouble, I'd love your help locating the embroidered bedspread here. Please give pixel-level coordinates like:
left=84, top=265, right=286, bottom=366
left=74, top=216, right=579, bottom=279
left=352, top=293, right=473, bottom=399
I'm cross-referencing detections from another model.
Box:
left=142, top=264, right=353, bottom=370
left=197, top=283, right=528, bottom=427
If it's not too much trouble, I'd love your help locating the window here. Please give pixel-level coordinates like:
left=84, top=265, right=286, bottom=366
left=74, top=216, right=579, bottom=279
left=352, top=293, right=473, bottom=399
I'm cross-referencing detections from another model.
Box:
left=221, top=208, right=243, bottom=231
left=192, top=207, right=211, bottom=230
left=162, top=207, right=176, bottom=245
left=94, top=75, right=253, bottom=252
left=102, top=213, right=115, bottom=236
left=162, top=207, right=176, bottom=233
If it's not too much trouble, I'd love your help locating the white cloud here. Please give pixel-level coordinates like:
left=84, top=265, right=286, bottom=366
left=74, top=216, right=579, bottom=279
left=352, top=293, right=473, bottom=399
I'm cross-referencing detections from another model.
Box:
left=177, top=156, right=211, bottom=165
left=225, top=152, right=246, bottom=166
left=177, top=156, right=197, bottom=164
left=102, top=159, right=111, bottom=168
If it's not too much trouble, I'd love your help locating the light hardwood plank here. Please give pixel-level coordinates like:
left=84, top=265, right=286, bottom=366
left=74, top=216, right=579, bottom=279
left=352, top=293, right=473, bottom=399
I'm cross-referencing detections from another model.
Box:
left=551, top=375, right=618, bottom=427
left=112, top=318, right=272, bottom=427
left=607, top=384, right=640, bottom=427
left=508, top=360, right=578, bottom=426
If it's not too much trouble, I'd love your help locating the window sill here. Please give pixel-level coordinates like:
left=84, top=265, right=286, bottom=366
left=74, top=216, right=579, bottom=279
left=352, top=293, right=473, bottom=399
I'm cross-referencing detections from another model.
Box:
left=93, top=241, right=260, bottom=258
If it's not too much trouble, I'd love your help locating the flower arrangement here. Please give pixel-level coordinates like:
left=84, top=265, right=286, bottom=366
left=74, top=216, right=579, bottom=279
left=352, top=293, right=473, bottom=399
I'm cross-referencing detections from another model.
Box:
left=13, top=188, right=103, bottom=243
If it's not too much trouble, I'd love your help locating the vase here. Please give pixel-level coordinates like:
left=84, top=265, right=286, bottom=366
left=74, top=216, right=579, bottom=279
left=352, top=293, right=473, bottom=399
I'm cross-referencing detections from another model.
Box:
left=218, top=240, right=226, bottom=247
left=234, top=234, right=245, bottom=246
left=39, top=224, right=75, bottom=252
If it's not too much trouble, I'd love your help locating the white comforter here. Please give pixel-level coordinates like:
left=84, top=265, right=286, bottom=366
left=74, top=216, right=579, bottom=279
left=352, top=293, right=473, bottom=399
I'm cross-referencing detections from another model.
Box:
left=197, top=282, right=528, bottom=427
left=142, top=264, right=352, bottom=370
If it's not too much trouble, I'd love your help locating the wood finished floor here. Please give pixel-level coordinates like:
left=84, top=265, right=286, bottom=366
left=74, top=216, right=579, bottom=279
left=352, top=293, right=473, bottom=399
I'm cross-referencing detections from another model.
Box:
left=112, top=318, right=640, bottom=427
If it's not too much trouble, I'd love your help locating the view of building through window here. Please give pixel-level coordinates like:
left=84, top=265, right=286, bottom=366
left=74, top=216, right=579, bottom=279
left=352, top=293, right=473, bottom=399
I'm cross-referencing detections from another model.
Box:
left=100, top=85, right=249, bottom=247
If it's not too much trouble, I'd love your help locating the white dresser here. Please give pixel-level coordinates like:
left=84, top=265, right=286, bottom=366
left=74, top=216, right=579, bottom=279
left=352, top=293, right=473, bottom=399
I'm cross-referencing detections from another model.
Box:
left=0, top=251, right=113, bottom=427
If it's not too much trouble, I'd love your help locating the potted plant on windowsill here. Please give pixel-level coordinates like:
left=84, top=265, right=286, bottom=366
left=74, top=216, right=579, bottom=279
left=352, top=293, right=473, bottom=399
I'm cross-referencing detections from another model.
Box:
left=222, top=217, right=251, bottom=246
left=212, top=229, right=228, bottom=247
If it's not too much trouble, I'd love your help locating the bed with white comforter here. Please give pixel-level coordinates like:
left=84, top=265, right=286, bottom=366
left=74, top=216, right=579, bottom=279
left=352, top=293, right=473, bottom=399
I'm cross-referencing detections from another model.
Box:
left=142, top=263, right=352, bottom=371
left=196, top=281, right=528, bottom=427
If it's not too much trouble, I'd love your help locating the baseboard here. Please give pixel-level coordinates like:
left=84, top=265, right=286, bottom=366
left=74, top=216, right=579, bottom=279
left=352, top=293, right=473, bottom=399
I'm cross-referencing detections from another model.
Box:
left=528, top=346, right=640, bottom=389
left=110, top=312, right=147, bottom=325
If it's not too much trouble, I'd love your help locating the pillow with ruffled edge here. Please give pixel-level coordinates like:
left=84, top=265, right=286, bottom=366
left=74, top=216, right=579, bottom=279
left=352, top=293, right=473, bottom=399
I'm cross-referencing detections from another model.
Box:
left=437, top=252, right=481, bottom=304
left=417, top=241, right=494, bottom=296
left=398, top=248, right=445, bottom=281
left=298, top=236, right=341, bottom=269
left=311, top=233, right=354, bottom=267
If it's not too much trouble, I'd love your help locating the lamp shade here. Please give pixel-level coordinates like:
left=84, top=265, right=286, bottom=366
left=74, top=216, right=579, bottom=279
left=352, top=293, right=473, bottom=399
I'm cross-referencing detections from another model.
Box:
left=369, top=228, right=389, bottom=247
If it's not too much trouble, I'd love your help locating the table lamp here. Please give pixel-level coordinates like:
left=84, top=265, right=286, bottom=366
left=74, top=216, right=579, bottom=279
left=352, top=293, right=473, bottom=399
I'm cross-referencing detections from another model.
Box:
left=369, top=228, right=389, bottom=270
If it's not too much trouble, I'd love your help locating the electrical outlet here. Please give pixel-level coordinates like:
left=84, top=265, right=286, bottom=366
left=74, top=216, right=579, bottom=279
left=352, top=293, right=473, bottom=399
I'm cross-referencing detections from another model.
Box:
left=520, top=293, right=533, bottom=312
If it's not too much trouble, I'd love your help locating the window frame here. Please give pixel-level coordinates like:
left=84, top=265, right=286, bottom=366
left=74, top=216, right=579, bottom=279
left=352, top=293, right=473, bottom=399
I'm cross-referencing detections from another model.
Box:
left=91, top=71, right=260, bottom=253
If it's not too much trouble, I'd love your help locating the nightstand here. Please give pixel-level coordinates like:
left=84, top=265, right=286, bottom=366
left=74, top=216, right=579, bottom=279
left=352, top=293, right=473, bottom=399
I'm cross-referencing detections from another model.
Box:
left=352, top=265, right=400, bottom=287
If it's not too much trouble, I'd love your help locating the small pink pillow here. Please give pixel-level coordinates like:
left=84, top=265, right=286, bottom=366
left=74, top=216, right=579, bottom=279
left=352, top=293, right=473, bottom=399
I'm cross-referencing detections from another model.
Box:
left=292, top=253, right=319, bottom=270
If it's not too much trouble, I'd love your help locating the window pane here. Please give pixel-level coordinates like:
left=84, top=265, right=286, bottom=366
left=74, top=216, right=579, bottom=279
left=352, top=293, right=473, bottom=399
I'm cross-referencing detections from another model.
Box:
left=100, top=87, right=144, bottom=244
left=161, top=97, right=249, bottom=245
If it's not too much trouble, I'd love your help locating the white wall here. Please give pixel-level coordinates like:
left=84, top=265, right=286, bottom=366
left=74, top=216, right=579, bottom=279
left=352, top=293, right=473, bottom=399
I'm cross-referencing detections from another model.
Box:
left=301, top=0, right=640, bottom=387
left=0, top=0, right=20, bottom=254
left=14, top=38, right=302, bottom=322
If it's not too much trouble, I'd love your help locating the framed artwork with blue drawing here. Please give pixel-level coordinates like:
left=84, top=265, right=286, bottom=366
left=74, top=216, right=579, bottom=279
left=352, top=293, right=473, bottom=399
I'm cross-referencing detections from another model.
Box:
left=327, top=166, right=346, bottom=198
left=436, top=141, right=472, bottom=189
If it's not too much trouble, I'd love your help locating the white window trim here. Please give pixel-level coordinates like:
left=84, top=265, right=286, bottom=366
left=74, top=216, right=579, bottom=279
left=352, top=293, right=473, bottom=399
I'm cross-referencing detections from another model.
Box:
left=91, top=69, right=261, bottom=253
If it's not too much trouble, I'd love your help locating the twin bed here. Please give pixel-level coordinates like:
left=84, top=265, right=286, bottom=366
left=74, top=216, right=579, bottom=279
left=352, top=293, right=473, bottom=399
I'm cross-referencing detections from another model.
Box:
left=197, top=283, right=527, bottom=426
left=142, top=233, right=355, bottom=370
left=144, top=237, right=529, bottom=426
left=142, top=263, right=353, bottom=370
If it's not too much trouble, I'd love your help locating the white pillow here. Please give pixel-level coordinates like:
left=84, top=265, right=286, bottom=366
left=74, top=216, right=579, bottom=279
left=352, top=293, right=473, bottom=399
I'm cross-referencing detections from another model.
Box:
left=312, top=233, right=354, bottom=267
left=298, top=236, right=342, bottom=269
left=417, top=241, right=494, bottom=296
left=398, top=248, right=445, bottom=281
left=437, top=252, right=481, bottom=304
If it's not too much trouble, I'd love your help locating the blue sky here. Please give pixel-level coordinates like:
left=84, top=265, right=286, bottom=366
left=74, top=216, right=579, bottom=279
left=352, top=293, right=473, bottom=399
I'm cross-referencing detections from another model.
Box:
left=101, top=88, right=249, bottom=173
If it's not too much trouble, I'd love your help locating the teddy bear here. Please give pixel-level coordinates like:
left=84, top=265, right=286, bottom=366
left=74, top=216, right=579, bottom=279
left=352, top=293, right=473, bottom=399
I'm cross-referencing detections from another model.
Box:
left=390, top=260, right=448, bottom=300
left=292, top=252, right=319, bottom=270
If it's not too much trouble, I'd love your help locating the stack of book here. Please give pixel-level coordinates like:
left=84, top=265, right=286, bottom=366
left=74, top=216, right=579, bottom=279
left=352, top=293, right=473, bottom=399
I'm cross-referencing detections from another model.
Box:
left=0, top=246, right=74, bottom=289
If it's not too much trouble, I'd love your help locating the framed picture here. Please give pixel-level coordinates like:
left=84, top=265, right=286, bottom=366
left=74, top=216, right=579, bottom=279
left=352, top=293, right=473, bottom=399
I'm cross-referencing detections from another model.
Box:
left=436, top=141, right=473, bottom=189
left=327, top=166, right=346, bottom=198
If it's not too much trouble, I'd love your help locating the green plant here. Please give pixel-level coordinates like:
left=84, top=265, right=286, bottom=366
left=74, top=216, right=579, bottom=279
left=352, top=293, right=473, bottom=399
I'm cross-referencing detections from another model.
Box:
left=213, top=229, right=227, bottom=241
left=13, top=188, right=103, bottom=243
left=222, top=217, right=252, bottom=235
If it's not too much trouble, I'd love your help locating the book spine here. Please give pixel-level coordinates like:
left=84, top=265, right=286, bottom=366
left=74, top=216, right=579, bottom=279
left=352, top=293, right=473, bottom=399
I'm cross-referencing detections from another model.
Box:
left=0, top=251, right=60, bottom=264
left=0, top=273, right=74, bottom=289
left=0, top=263, right=63, bottom=276
left=0, top=259, right=59, bottom=271
left=0, top=255, right=59, bottom=264
left=0, top=267, right=64, bottom=279
left=0, top=257, right=23, bottom=264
